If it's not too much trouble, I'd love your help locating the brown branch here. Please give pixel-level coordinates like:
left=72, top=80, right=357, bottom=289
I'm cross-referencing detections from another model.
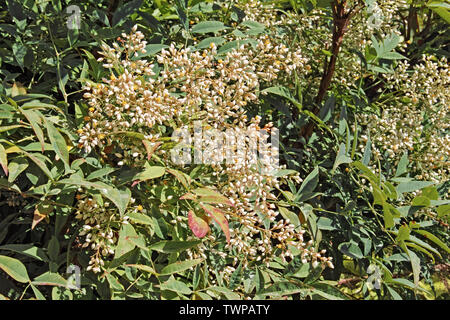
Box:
left=300, top=1, right=363, bottom=139
left=107, top=0, right=121, bottom=25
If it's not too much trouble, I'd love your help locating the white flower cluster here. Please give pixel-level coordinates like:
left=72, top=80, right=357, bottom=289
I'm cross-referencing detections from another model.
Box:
left=359, top=56, right=449, bottom=182
left=74, top=192, right=134, bottom=272
left=77, top=26, right=333, bottom=274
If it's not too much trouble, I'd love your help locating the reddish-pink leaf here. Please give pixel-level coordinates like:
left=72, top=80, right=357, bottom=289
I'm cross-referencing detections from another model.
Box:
left=167, top=168, right=191, bottom=189
left=200, top=204, right=230, bottom=243
left=142, top=140, right=161, bottom=160
left=188, top=210, right=210, bottom=238
left=180, top=192, right=196, bottom=200
left=131, top=180, right=140, bottom=187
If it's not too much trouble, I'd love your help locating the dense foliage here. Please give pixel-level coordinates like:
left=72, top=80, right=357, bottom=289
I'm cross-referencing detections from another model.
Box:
left=0, top=0, right=449, bottom=300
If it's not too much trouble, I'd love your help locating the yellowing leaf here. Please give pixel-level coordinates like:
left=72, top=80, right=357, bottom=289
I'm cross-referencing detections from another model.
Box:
left=32, top=202, right=53, bottom=230
left=0, top=143, right=8, bottom=176
left=11, top=82, right=27, bottom=97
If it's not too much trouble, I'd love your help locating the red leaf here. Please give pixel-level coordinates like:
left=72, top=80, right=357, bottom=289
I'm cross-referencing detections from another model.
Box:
left=188, top=210, right=210, bottom=238
left=200, top=204, right=230, bottom=243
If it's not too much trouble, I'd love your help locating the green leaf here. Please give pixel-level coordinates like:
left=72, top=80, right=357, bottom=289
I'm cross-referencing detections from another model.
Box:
left=428, top=3, right=450, bottom=23
left=86, top=167, right=117, bottom=180
left=0, top=143, right=8, bottom=176
left=207, top=286, right=240, bottom=299
left=32, top=272, right=68, bottom=287
left=241, top=20, right=265, bottom=35
left=278, top=207, right=300, bottom=227
left=148, top=240, right=201, bottom=253
left=0, top=244, right=48, bottom=262
left=386, top=286, right=403, bottom=300
left=134, top=165, right=165, bottom=181
left=191, top=21, right=228, bottom=34
left=380, top=52, right=407, bottom=60
left=196, top=37, right=226, bottom=49
left=47, top=236, right=60, bottom=261
left=44, top=118, right=70, bottom=171
left=311, top=283, right=347, bottom=300
left=228, top=262, right=242, bottom=291
left=399, top=242, right=421, bottom=288
left=412, top=196, right=431, bottom=207
left=127, top=211, right=154, bottom=225
left=31, top=284, right=46, bottom=300
left=362, top=136, right=372, bottom=165
left=436, top=204, right=450, bottom=218
left=352, top=161, right=378, bottom=184
left=0, top=255, right=30, bottom=283
left=255, top=267, right=265, bottom=293
left=166, top=168, right=191, bottom=189
left=383, top=204, right=395, bottom=229
left=396, top=225, right=410, bottom=242
left=332, top=143, right=352, bottom=172
left=160, top=258, right=203, bottom=275
left=7, top=157, right=28, bottom=183
left=260, top=281, right=304, bottom=297
left=408, top=249, right=421, bottom=288
left=23, top=151, right=53, bottom=180
left=338, top=241, right=364, bottom=259
left=413, top=230, right=450, bottom=254
left=262, top=86, right=302, bottom=110
left=112, top=0, right=143, bottom=26
left=106, top=273, right=124, bottom=291
left=58, top=178, right=131, bottom=216
left=395, top=152, right=409, bottom=177
left=421, top=186, right=439, bottom=200
left=133, top=44, right=168, bottom=60
left=19, top=109, right=45, bottom=152
left=297, top=166, right=319, bottom=196
left=115, top=224, right=141, bottom=258
left=396, top=181, right=435, bottom=194
left=12, top=43, right=27, bottom=69
left=161, top=277, right=192, bottom=295
left=217, top=39, right=257, bottom=54
left=125, top=264, right=157, bottom=275
left=192, top=187, right=234, bottom=206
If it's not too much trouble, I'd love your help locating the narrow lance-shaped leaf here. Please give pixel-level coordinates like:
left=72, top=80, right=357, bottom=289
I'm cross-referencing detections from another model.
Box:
left=160, top=258, right=203, bottom=276
left=0, top=143, right=8, bottom=176
left=19, top=108, right=45, bottom=152
left=44, top=118, right=70, bottom=171
left=193, top=187, right=234, bottom=206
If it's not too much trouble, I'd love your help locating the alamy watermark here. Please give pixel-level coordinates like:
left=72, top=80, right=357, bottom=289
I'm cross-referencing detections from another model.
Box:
left=366, top=0, right=383, bottom=29
left=171, top=121, right=279, bottom=175
left=66, top=264, right=81, bottom=290
left=66, top=5, right=81, bottom=30
left=366, top=264, right=382, bottom=290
